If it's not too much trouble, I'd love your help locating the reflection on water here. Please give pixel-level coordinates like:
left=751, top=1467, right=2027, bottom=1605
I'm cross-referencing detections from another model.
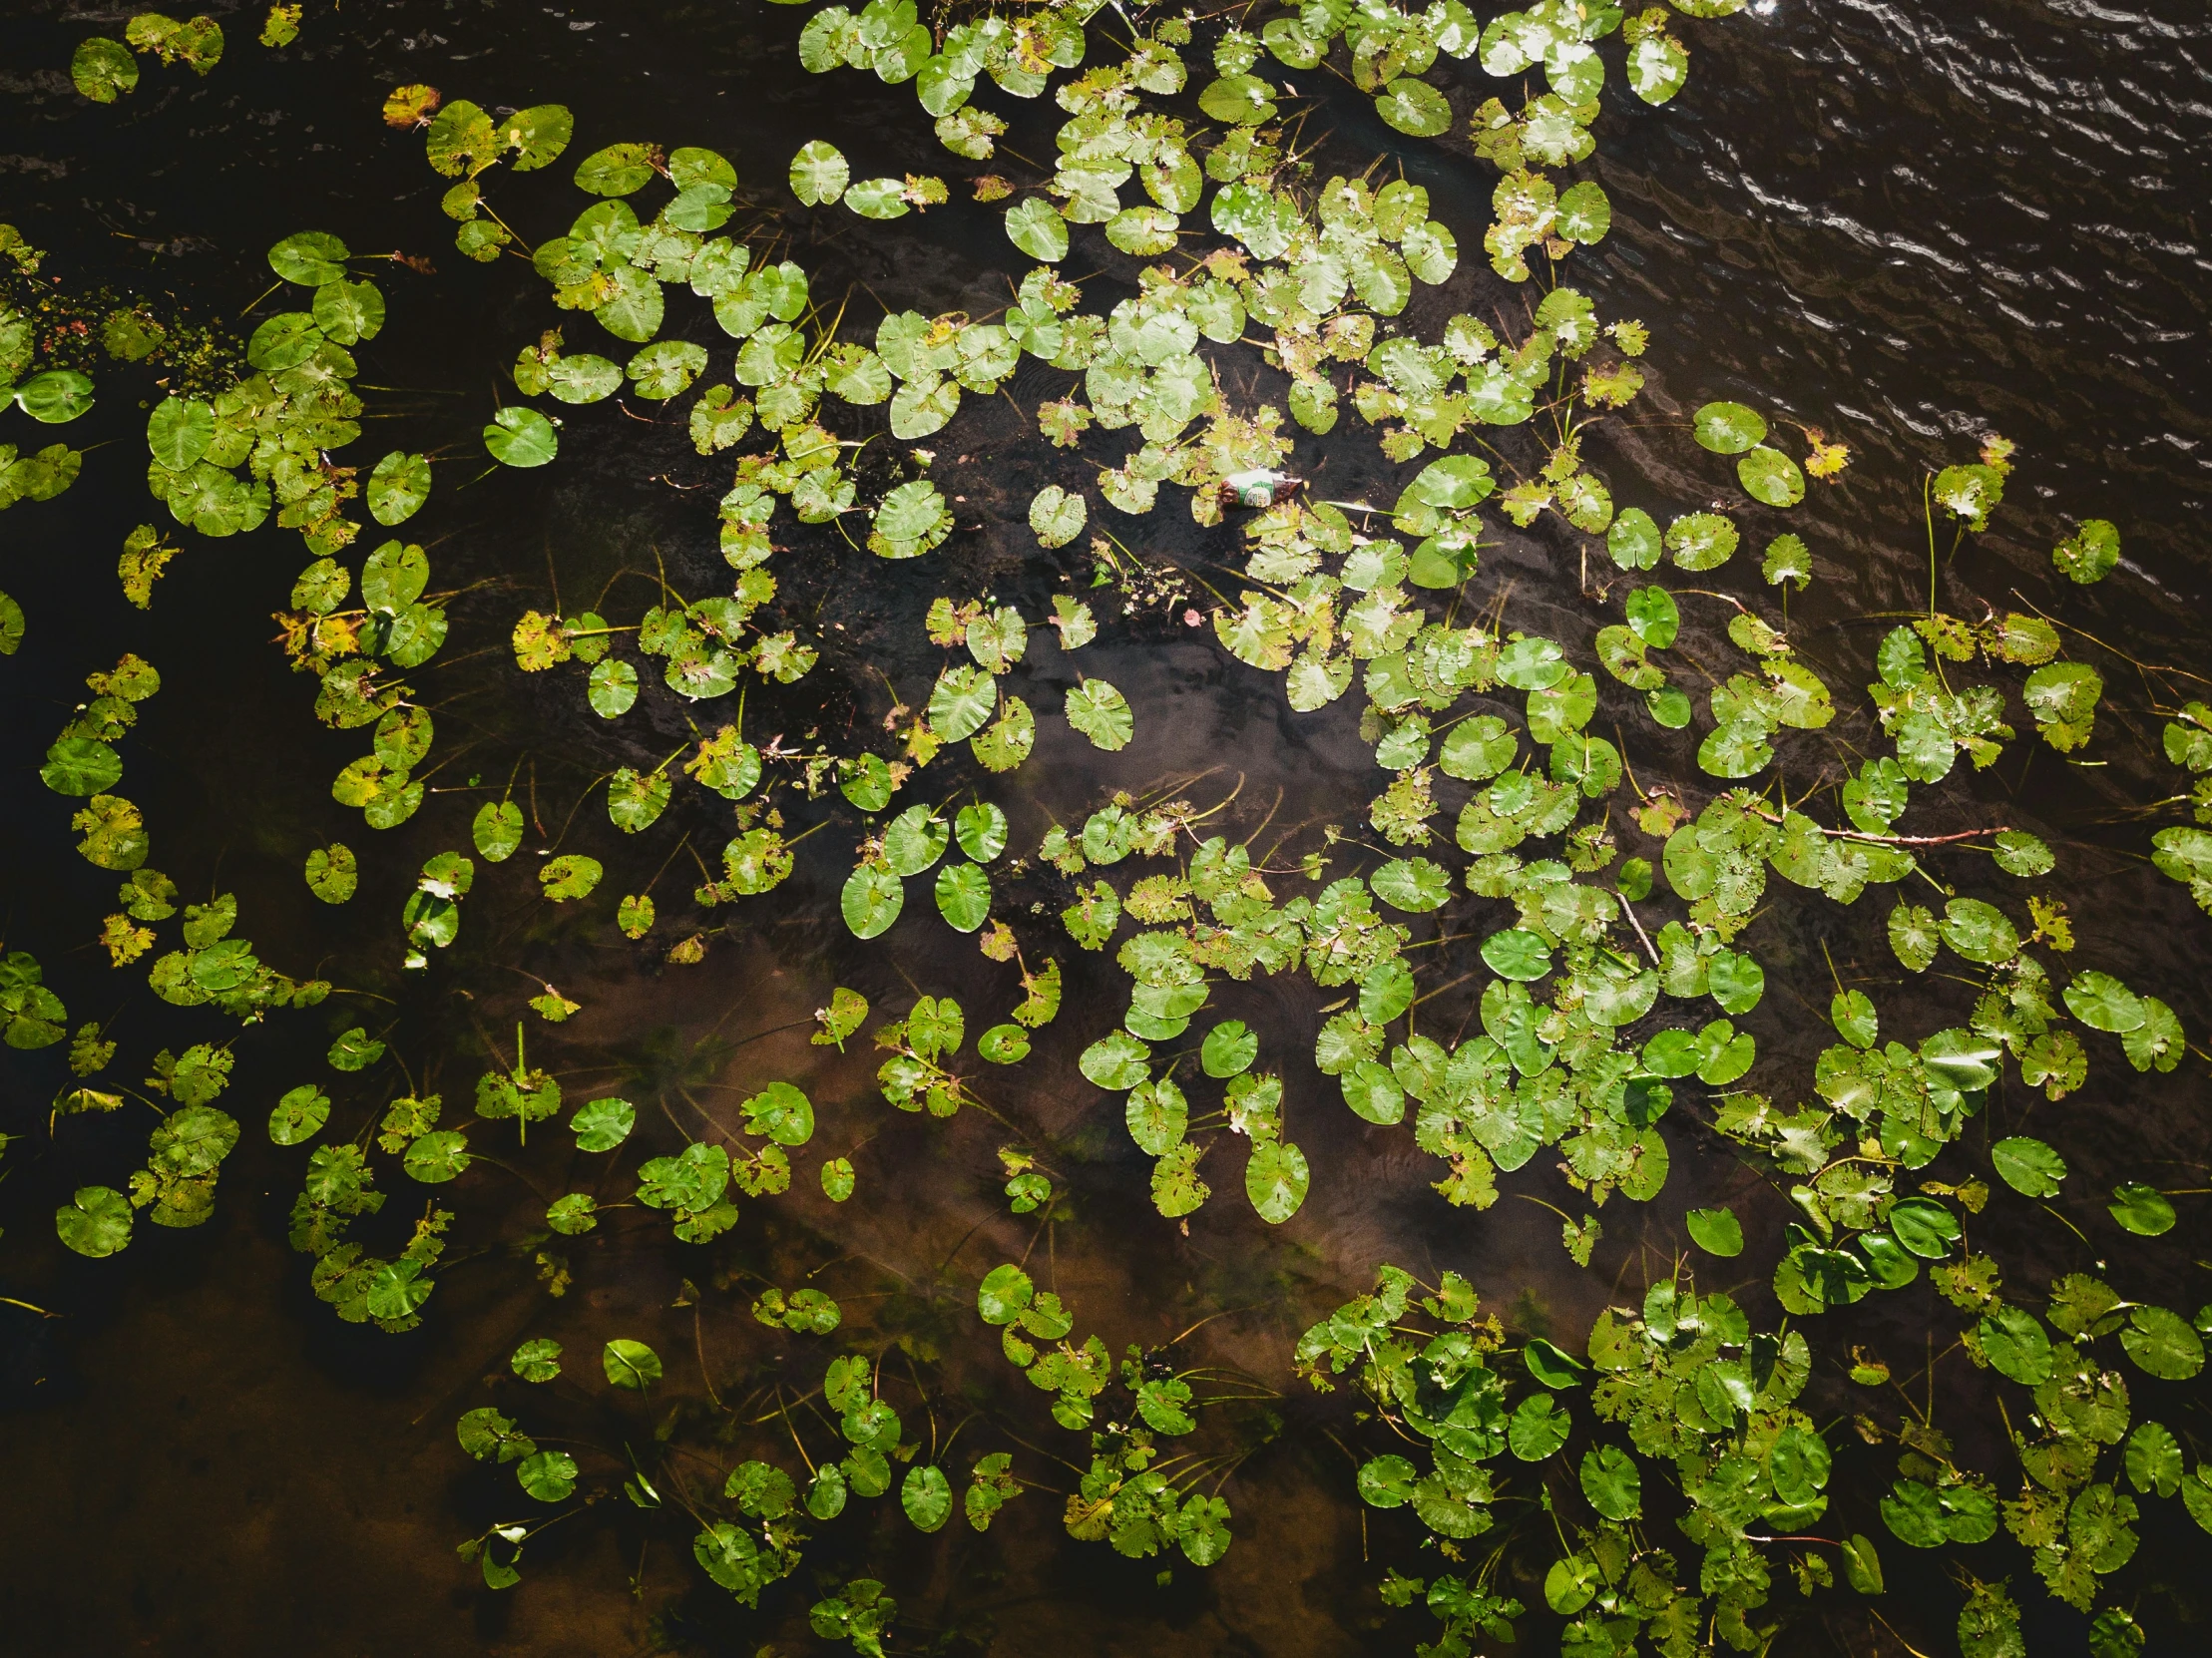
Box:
left=0, top=1, right=2207, bottom=1654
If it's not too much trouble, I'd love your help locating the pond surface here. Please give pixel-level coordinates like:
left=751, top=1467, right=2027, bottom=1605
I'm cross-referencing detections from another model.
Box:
left=0, top=2, right=2206, bottom=1655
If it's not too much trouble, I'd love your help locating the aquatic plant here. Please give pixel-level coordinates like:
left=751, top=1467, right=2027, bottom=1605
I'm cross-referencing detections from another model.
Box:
left=5, top=5, right=2205, bottom=1656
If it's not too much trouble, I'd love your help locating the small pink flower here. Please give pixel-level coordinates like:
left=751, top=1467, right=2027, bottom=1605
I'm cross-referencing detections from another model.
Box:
left=1183, top=609, right=1202, bottom=627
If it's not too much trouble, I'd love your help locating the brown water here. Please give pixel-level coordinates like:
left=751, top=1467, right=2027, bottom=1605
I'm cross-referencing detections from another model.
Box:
left=1, top=1, right=2208, bottom=1654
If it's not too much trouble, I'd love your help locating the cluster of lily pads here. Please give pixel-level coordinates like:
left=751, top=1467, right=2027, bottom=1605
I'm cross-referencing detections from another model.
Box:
left=417, top=42, right=2190, bottom=1647
left=0, top=227, right=97, bottom=542
left=785, top=0, right=1717, bottom=288
left=11, top=6, right=2205, bottom=1657
left=67, top=13, right=225, bottom=103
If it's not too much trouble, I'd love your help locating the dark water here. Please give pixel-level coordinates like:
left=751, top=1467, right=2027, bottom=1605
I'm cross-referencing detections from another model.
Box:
left=1, top=2, right=2207, bottom=1654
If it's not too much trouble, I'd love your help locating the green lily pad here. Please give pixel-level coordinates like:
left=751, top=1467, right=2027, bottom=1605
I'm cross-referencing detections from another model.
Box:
left=2064, top=970, right=2144, bottom=1033
left=1686, top=1207, right=1743, bottom=1257
left=1693, top=400, right=1766, bottom=454
left=1201, top=1021, right=1258, bottom=1079
left=574, top=143, right=658, bottom=197
left=1245, top=1139, right=1309, bottom=1223
left=1029, top=483, right=1087, bottom=549
left=268, top=1084, right=331, bottom=1146
left=268, top=229, right=349, bottom=286
left=1579, top=1445, right=1641, bottom=1520
left=56, top=1185, right=133, bottom=1257
left=954, top=802, right=1008, bottom=862
left=1005, top=199, right=1069, bottom=262
left=1738, top=446, right=1805, bottom=507
left=1065, top=680, right=1132, bottom=750
left=789, top=139, right=849, bottom=206
left=14, top=369, right=95, bottom=424
left=1991, top=1136, right=2067, bottom=1198
left=1080, top=1030, right=1150, bottom=1090
left=1375, top=77, right=1451, bottom=137
left=2108, top=1182, right=2175, bottom=1236
left=883, top=805, right=950, bottom=876
left=933, top=862, right=991, bottom=931
left=366, top=451, right=432, bottom=526
left=841, top=863, right=904, bottom=939
left=484, top=406, right=559, bottom=467
left=602, top=1338, right=663, bottom=1389
left=1371, top=857, right=1450, bottom=912
left=1525, top=1338, right=1584, bottom=1389
left=1197, top=74, right=1278, bottom=126
left=1509, top=1393, right=1572, bottom=1460
left=539, top=854, right=602, bottom=901
left=1482, top=928, right=1552, bottom=982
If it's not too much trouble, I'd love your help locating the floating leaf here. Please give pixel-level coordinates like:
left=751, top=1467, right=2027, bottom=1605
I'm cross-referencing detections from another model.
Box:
left=71, top=38, right=139, bottom=103
left=1693, top=401, right=1766, bottom=454
left=1509, top=1394, right=1572, bottom=1460
left=1029, top=484, right=1087, bottom=549
left=902, top=1464, right=953, bottom=1532
left=1201, top=1021, right=1258, bottom=1078
left=484, top=406, right=559, bottom=467
left=571, top=1097, right=635, bottom=1152
left=1579, top=1445, right=1641, bottom=1520
left=1065, top=680, right=1132, bottom=750
left=1375, top=77, right=1451, bottom=137
left=56, top=1184, right=133, bottom=1257
left=1977, top=1306, right=2053, bottom=1386
left=1005, top=199, right=1069, bottom=262
left=2063, top=970, right=2143, bottom=1034
left=883, top=806, right=950, bottom=877
left=366, top=451, right=431, bottom=526
left=934, top=862, right=991, bottom=932
left=474, top=801, right=524, bottom=862
left=2108, top=1182, right=2174, bottom=1236
left=1481, top=928, right=1552, bottom=982
left=841, top=863, right=904, bottom=939
left=304, top=843, right=357, bottom=904
left=575, top=143, right=658, bottom=197
left=1245, top=1140, right=1309, bottom=1223
left=929, top=665, right=997, bottom=740
left=1738, top=446, right=1805, bottom=507
left=954, top=802, right=1008, bottom=862
left=1371, top=857, right=1450, bottom=912
left=512, top=1339, right=563, bottom=1383
left=540, top=854, right=603, bottom=901
left=1991, top=1136, right=2067, bottom=1198
left=1197, top=74, right=1277, bottom=126
left=602, top=1338, right=663, bottom=1389
left=1080, top=1030, right=1150, bottom=1090
left=2119, top=1305, right=2202, bottom=1380
left=268, top=229, right=349, bottom=286
left=1686, top=1207, right=1743, bottom=1257
left=14, top=369, right=95, bottom=424
left=2053, top=519, right=2120, bottom=585
left=268, top=1084, right=331, bottom=1145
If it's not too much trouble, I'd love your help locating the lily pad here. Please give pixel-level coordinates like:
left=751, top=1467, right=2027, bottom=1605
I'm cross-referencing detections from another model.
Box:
left=1065, top=680, right=1132, bottom=750
left=484, top=407, right=559, bottom=467
left=1991, top=1136, right=2067, bottom=1198
left=1693, top=400, right=1766, bottom=454
left=933, top=862, right=991, bottom=932
left=1375, top=78, right=1451, bottom=137
left=1201, top=1021, right=1258, bottom=1078
left=1738, top=446, right=1805, bottom=507
left=1005, top=199, right=1069, bottom=262
left=56, top=1185, right=133, bottom=1257
left=602, top=1338, right=663, bottom=1389
left=842, top=864, right=904, bottom=939
left=1686, top=1207, right=1743, bottom=1257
